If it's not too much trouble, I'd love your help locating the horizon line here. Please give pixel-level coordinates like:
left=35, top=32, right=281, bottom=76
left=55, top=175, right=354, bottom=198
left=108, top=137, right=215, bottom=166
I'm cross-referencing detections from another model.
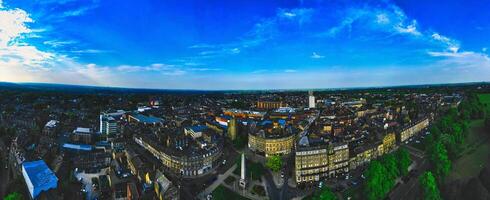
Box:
left=1, top=81, right=488, bottom=92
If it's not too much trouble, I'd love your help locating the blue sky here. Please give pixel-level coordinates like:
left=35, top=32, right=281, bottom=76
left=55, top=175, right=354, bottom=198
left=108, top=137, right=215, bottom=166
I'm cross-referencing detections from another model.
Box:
left=0, top=0, right=489, bottom=89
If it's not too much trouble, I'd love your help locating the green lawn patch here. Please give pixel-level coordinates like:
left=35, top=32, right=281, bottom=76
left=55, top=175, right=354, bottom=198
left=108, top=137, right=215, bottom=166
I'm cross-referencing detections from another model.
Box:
left=251, top=185, right=266, bottom=196
left=477, top=93, right=490, bottom=114
left=446, top=118, right=490, bottom=183
left=234, top=158, right=265, bottom=181
left=224, top=176, right=236, bottom=185
left=211, top=185, right=250, bottom=200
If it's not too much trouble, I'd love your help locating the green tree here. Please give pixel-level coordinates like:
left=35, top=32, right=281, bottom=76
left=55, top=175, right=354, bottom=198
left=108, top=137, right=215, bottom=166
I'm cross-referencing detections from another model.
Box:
left=428, top=126, right=442, bottom=141
left=4, top=192, right=23, bottom=200
left=485, top=114, right=490, bottom=129
left=419, top=171, right=442, bottom=200
left=451, top=123, right=464, bottom=144
left=382, top=154, right=399, bottom=179
left=395, top=148, right=411, bottom=176
left=232, top=133, right=248, bottom=149
left=364, top=160, right=393, bottom=200
left=265, top=155, right=283, bottom=172
left=429, top=141, right=451, bottom=179
left=312, top=187, right=337, bottom=200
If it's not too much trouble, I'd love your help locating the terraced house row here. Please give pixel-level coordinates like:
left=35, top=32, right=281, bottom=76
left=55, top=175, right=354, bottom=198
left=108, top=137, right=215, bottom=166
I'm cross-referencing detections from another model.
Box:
left=294, top=117, right=426, bottom=185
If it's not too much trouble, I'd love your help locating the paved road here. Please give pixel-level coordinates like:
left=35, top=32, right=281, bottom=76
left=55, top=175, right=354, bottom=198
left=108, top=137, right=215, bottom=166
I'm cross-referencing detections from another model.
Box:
left=263, top=113, right=319, bottom=200
left=75, top=168, right=110, bottom=200
left=389, top=145, right=429, bottom=200
left=263, top=154, right=310, bottom=200
left=264, top=171, right=281, bottom=200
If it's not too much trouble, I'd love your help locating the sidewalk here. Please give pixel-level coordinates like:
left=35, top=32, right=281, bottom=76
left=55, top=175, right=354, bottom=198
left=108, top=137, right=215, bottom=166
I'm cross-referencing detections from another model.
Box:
left=288, top=176, right=297, bottom=188
left=198, top=163, right=237, bottom=198
left=271, top=170, right=284, bottom=187
left=222, top=181, right=268, bottom=200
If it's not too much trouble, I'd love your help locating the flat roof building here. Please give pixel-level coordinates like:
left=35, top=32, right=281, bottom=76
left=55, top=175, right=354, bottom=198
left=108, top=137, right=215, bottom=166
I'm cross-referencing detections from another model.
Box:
left=21, top=160, right=58, bottom=199
left=128, top=113, right=163, bottom=125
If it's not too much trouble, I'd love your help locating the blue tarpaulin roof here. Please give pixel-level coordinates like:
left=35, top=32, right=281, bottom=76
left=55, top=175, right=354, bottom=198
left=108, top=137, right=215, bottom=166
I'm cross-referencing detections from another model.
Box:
left=63, top=143, right=93, bottom=151
left=133, top=114, right=162, bottom=123
left=22, top=160, right=58, bottom=199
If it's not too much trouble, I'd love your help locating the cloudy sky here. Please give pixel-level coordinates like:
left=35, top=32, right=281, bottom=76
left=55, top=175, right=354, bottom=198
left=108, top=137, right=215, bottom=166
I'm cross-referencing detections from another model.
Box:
left=0, top=0, right=489, bottom=90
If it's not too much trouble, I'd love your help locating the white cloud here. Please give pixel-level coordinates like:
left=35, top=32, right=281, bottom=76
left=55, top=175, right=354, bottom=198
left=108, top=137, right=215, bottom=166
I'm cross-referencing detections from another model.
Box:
left=311, top=52, right=324, bottom=59
left=0, top=2, right=190, bottom=87
left=426, top=50, right=490, bottom=77
left=284, top=69, right=297, bottom=73
left=0, top=8, right=33, bottom=46
left=376, top=14, right=390, bottom=24
left=230, top=48, right=240, bottom=54
left=282, top=12, right=296, bottom=18
left=61, top=4, right=98, bottom=17
left=43, top=40, right=77, bottom=48
left=431, top=33, right=459, bottom=52
left=0, top=4, right=56, bottom=70
left=189, top=44, right=214, bottom=49
left=116, top=63, right=186, bottom=75
left=241, top=8, right=314, bottom=48
left=326, top=5, right=421, bottom=37
left=278, top=8, right=313, bottom=24
left=198, top=47, right=240, bottom=57
left=70, top=49, right=110, bottom=54
left=394, top=19, right=420, bottom=36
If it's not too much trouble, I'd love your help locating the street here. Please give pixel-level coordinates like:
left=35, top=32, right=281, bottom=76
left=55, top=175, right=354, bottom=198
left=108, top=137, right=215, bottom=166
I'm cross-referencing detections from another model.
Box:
left=388, top=144, right=428, bottom=200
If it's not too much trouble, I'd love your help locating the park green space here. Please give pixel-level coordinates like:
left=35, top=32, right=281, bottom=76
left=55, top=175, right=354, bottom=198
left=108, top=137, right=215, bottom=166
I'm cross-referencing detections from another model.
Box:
left=211, top=185, right=250, bottom=200
left=445, top=94, right=490, bottom=182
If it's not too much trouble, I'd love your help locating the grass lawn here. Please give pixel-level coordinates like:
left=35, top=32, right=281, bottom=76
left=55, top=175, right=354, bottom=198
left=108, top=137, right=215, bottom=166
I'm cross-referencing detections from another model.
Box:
left=478, top=93, right=490, bottom=107
left=224, top=176, right=236, bottom=185
left=233, top=159, right=264, bottom=181
left=462, top=120, right=485, bottom=147
left=211, top=185, right=250, bottom=200
left=446, top=119, right=490, bottom=183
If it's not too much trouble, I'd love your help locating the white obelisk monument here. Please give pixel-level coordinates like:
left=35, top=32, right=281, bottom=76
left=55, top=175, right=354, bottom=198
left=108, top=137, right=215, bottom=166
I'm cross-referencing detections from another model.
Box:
left=239, top=153, right=247, bottom=189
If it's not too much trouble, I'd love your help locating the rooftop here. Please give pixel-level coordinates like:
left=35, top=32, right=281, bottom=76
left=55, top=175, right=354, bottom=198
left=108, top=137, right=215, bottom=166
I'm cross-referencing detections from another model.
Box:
left=44, top=120, right=59, bottom=128
left=74, top=127, right=92, bottom=133
left=62, top=143, right=93, bottom=151
left=131, top=113, right=163, bottom=124
left=21, top=160, right=58, bottom=199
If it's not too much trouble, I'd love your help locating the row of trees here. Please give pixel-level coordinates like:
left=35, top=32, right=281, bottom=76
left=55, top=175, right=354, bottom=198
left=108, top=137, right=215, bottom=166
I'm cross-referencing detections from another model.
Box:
left=424, top=93, right=485, bottom=179
left=363, top=148, right=412, bottom=200
left=232, top=132, right=248, bottom=149
left=419, top=171, right=442, bottom=200
left=310, top=187, right=337, bottom=200
left=419, top=93, right=486, bottom=199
